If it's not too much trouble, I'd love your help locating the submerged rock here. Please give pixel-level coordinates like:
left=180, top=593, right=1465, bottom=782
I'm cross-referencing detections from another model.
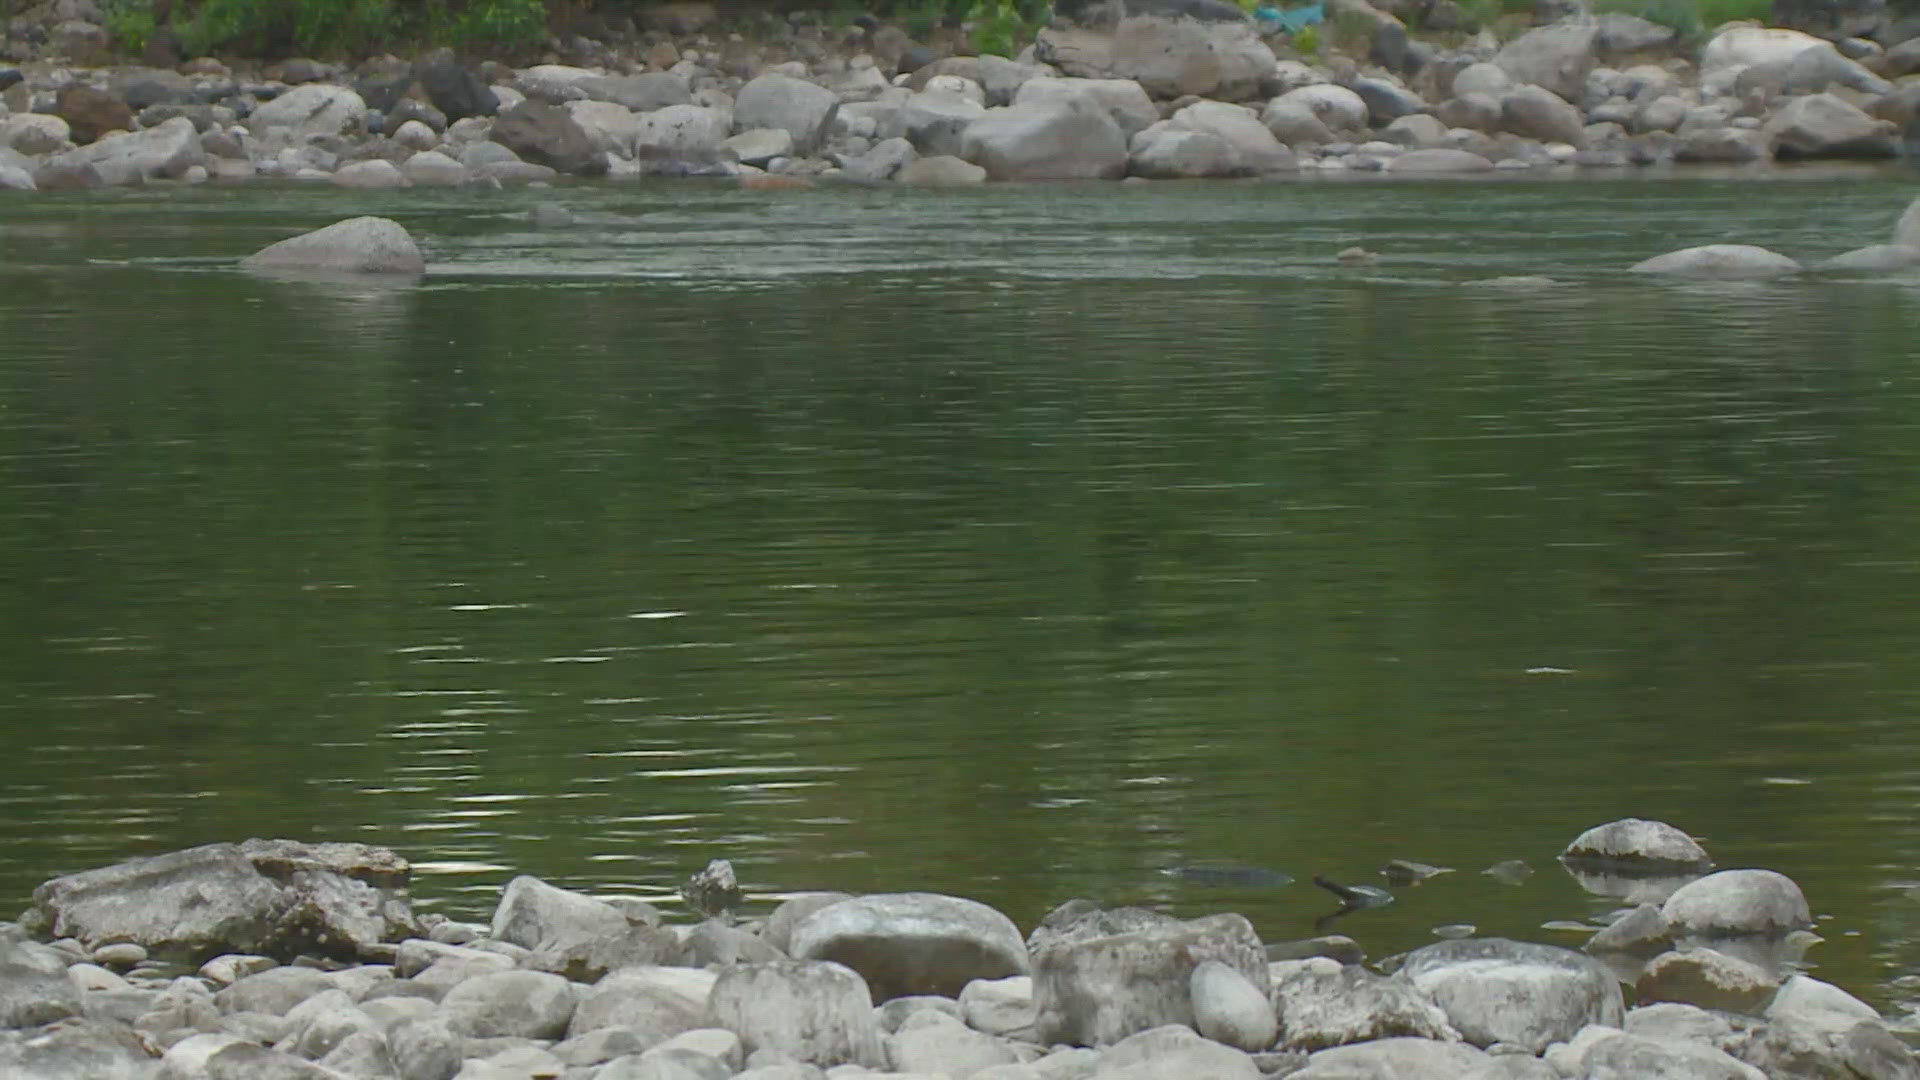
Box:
left=1629, top=245, right=1801, bottom=279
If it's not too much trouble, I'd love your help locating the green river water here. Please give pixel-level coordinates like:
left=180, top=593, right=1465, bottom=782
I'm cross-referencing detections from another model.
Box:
left=5, top=171, right=1920, bottom=1011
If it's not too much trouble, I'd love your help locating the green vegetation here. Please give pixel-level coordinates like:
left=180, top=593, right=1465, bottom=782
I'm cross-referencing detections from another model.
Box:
left=1290, top=22, right=1319, bottom=55
left=1591, top=0, right=1773, bottom=42
left=98, top=0, right=556, bottom=58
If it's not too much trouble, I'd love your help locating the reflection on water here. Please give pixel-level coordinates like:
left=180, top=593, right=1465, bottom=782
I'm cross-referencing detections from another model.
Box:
left=5, top=176, right=1920, bottom=1008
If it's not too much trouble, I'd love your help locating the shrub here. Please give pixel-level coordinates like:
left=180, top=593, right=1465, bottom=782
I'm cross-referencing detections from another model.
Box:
left=103, top=0, right=156, bottom=53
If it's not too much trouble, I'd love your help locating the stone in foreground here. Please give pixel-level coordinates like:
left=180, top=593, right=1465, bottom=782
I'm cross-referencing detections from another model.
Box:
left=1630, top=245, right=1801, bottom=279
left=1270, top=956, right=1456, bottom=1050
left=1560, top=818, right=1712, bottom=871
left=1395, top=938, right=1623, bottom=1053
left=240, top=217, right=427, bottom=275
left=708, top=960, right=885, bottom=1068
left=787, top=892, right=1028, bottom=1001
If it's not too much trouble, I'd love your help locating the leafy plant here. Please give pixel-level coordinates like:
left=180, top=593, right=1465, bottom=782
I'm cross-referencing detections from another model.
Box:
left=967, top=0, right=1047, bottom=57
left=1291, top=22, right=1319, bottom=54
left=448, top=0, right=547, bottom=53
left=103, top=0, right=157, bottom=54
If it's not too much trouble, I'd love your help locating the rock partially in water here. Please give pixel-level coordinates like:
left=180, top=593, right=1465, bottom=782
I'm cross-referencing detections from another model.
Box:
left=1396, top=938, right=1623, bottom=1053
left=1560, top=818, right=1713, bottom=871
left=1817, top=244, right=1920, bottom=273
left=1636, top=946, right=1780, bottom=1014
left=787, top=892, right=1027, bottom=1002
left=1630, top=245, right=1802, bottom=280
left=488, top=874, right=628, bottom=954
left=1662, top=869, right=1812, bottom=935
left=680, top=858, right=743, bottom=921
left=1381, top=860, right=1452, bottom=887
left=1584, top=902, right=1673, bottom=956
left=241, top=217, right=426, bottom=276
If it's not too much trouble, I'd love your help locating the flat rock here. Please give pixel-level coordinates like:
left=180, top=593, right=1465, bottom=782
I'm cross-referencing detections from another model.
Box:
left=1387, top=147, right=1494, bottom=172
left=788, top=892, right=1028, bottom=1002
left=247, top=83, right=367, bottom=138
left=1630, top=245, right=1801, bottom=280
left=1270, top=956, right=1456, bottom=1050
left=241, top=216, right=426, bottom=276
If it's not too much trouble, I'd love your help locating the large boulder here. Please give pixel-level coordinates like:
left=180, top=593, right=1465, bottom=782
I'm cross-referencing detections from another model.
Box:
left=960, top=95, right=1129, bottom=180
left=887, top=89, right=987, bottom=157
left=708, top=961, right=885, bottom=1068
left=1494, top=21, right=1600, bottom=102
left=734, top=73, right=839, bottom=156
left=566, top=100, right=642, bottom=159
left=247, top=83, right=367, bottom=138
left=1394, top=938, right=1623, bottom=1053
left=1629, top=245, right=1800, bottom=279
left=491, top=98, right=607, bottom=175
left=634, top=104, right=732, bottom=170
left=1560, top=818, right=1713, bottom=871
left=1012, top=77, right=1160, bottom=139
left=1662, top=869, right=1813, bottom=933
left=1035, top=16, right=1278, bottom=101
left=787, top=892, right=1027, bottom=1001
left=53, top=83, right=132, bottom=144
left=45, top=115, right=203, bottom=185
left=1635, top=947, right=1779, bottom=1014
left=1029, top=902, right=1269, bottom=1047
left=442, top=970, right=577, bottom=1039
left=567, top=966, right=713, bottom=1042
left=1129, top=125, right=1249, bottom=177
left=1555, top=1027, right=1766, bottom=1080
left=0, top=941, right=81, bottom=1028
left=30, top=840, right=419, bottom=961
left=415, top=55, right=498, bottom=120
left=1501, top=84, right=1585, bottom=146
left=1700, top=25, right=1829, bottom=76
left=1764, top=93, right=1899, bottom=159
left=1270, top=957, right=1457, bottom=1050
left=1167, top=99, right=1294, bottom=171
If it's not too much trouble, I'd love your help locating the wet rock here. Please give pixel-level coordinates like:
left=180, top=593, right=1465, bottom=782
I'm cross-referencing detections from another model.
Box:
left=1096, top=1024, right=1261, bottom=1079
left=960, top=94, right=1129, bottom=181
left=709, top=961, right=883, bottom=1068
left=1637, top=947, right=1779, bottom=1014
left=1036, top=17, right=1276, bottom=101
left=1494, top=21, right=1599, bottom=102
left=491, top=98, right=606, bottom=175
left=1267, top=936, right=1365, bottom=965
left=1270, top=956, right=1456, bottom=1050
left=1030, top=902, right=1267, bottom=1047
left=1584, top=902, right=1673, bottom=956
left=1289, top=1034, right=1494, bottom=1078
left=1820, top=243, right=1920, bottom=272
left=1765, top=93, right=1899, bottom=159
left=896, top=153, right=986, bottom=186
left=443, top=970, right=576, bottom=1039
left=247, top=83, right=367, bottom=139
left=735, top=73, right=839, bottom=156
left=53, top=83, right=131, bottom=144
left=241, top=216, right=427, bottom=276
left=1631, top=245, right=1800, bottom=279
left=787, top=892, right=1027, bottom=1002
left=1662, top=869, right=1813, bottom=933
left=1396, top=938, right=1622, bottom=1053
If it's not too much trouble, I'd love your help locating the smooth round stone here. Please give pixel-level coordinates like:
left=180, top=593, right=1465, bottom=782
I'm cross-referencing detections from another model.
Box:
left=93, top=942, right=148, bottom=968
left=200, top=954, right=277, bottom=987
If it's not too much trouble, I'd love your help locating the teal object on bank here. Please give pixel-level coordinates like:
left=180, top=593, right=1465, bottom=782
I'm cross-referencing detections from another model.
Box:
left=1255, top=2, right=1325, bottom=33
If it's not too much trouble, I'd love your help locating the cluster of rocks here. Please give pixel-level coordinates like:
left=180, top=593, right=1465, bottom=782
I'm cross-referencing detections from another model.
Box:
left=1, top=817, right=1914, bottom=1079
left=1629, top=188, right=1920, bottom=276
left=5, top=0, right=1920, bottom=194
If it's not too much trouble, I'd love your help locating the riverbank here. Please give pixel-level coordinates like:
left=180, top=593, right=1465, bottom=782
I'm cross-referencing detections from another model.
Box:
left=0, top=819, right=1913, bottom=1078
left=2, top=0, right=1919, bottom=193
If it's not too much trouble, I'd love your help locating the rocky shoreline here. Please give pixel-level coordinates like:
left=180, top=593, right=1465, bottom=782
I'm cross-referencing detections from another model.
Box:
left=0, top=818, right=1914, bottom=1078
left=3, top=0, right=1920, bottom=193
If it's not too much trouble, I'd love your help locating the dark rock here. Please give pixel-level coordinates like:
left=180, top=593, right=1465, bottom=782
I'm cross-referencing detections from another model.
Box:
left=54, top=83, right=133, bottom=144
left=31, top=160, right=107, bottom=189
left=355, top=73, right=412, bottom=114
left=137, top=103, right=221, bottom=132
left=1348, top=77, right=1427, bottom=123
left=0, top=70, right=22, bottom=91
left=118, top=71, right=198, bottom=110
left=383, top=98, right=448, bottom=135
left=681, top=858, right=743, bottom=920
left=1774, top=0, right=1888, bottom=39
left=898, top=45, right=938, bottom=75
left=490, top=98, right=605, bottom=175
left=415, top=55, right=498, bottom=121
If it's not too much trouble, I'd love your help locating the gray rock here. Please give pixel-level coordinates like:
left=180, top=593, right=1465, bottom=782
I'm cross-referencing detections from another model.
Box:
left=475, top=160, right=560, bottom=185
left=1501, top=84, right=1585, bottom=146
left=578, top=72, right=691, bottom=113
left=1662, top=870, right=1813, bottom=932
left=1129, top=125, right=1249, bottom=178
left=786, top=892, right=1026, bottom=1003
left=387, top=1016, right=460, bottom=1080
left=726, top=127, right=795, bottom=167
left=1766, top=974, right=1879, bottom=1030
left=764, top=897, right=853, bottom=958
left=1636, top=947, right=1779, bottom=1014
left=1672, top=126, right=1770, bottom=163
left=46, top=115, right=204, bottom=185
left=875, top=996, right=963, bottom=1033
left=0, top=947, right=82, bottom=1028
left=241, top=216, right=427, bottom=276
left=1386, top=147, right=1494, bottom=171
left=959, top=975, right=1033, bottom=1035
left=1584, top=903, right=1673, bottom=956
left=285, top=989, right=378, bottom=1059
left=247, top=83, right=368, bottom=138
left=1396, top=938, right=1623, bottom=1053
left=442, top=970, right=576, bottom=1039
left=1563, top=818, right=1712, bottom=871
left=1566, top=1028, right=1766, bottom=1080
left=315, top=1029, right=394, bottom=1078
left=894, top=152, right=990, bottom=186
left=889, top=89, right=987, bottom=157
left=491, top=99, right=606, bottom=176
left=885, top=1013, right=1022, bottom=1075
left=1765, top=93, right=1899, bottom=159
left=1030, top=903, right=1268, bottom=1047
left=1096, top=1024, right=1261, bottom=1079
left=1382, top=113, right=1448, bottom=147
left=567, top=99, right=642, bottom=159
left=1267, top=84, right=1370, bottom=136
left=215, top=965, right=336, bottom=1017
left=567, top=966, right=712, bottom=1041
left=401, top=150, right=467, bottom=186
left=1167, top=99, right=1294, bottom=172
left=1289, top=1035, right=1493, bottom=1079
left=1818, top=244, right=1920, bottom=272
left=489, top=875, right=628, bottom=954
left=599, top=1046, right=734, bottom=1080
left=960, top=95, right=1129, bottom=181
left=1594, top=12, right=1678, bottom=56
left=1270, top=956, right=1456, bottom=1050
left=633, top=104, right=732, bottom=169
left=1349, top=77, right=1427, bottom=125
left=1191, top=959, right=1276, bottom=1052
left=708, top=961, right=884, bottom=1068
left=1261, top=99, right=1338, bottom=145
left=735, top=73, right=839, bottom=156
left=1436, top=93, right=1503, bottom=135
left=1036, top=16, right=1277, bottom=101
left=684, top=920, right=784, bottom=968
left=1013, top=77, right=1160, bottom=140
left=1494, top=22, right=1600, bottom=101
left=838, top=136, right=918, bottom=181
left=332, top=158, right=407, bottom=188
